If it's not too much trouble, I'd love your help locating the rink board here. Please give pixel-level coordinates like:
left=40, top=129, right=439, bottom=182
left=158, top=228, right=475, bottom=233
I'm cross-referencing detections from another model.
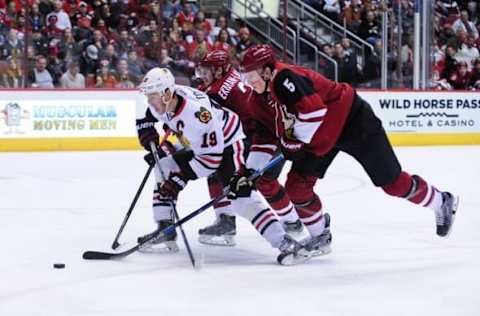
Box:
left=1, top=90, right=480, bottom=151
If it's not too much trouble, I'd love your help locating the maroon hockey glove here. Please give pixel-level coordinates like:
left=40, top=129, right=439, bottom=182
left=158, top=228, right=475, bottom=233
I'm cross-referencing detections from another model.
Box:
left=280, top=136, right=305, bottom=160
left=159, top=172, right=188, bottom=198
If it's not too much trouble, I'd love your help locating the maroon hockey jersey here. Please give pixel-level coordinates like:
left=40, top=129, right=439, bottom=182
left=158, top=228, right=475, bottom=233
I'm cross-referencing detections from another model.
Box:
left=202, top=69, right=257, bottom=138
left=247, top=62, right=355, bottom=165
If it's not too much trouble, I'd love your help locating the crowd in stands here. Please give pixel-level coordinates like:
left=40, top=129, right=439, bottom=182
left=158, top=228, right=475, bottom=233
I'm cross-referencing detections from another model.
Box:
left=432, top=0, right=480, bottom=90
left=0, top=0, right=255, bottom=88
left=1, top=0, right=479, bottom=90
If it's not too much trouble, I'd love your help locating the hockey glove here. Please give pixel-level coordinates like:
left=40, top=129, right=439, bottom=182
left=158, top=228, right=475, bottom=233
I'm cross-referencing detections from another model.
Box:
left=136, top=120, right=159, bottom=151
left=280, top=135, right=305, bottom=161
left=227, top=168, right=255, bottom=199
left=159, top=172, right=188, bottom=199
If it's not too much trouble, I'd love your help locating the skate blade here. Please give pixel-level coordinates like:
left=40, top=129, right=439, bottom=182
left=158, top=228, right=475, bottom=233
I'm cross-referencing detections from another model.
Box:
left=442, top=195, right=459, bottom=239
left=311, top=245, right=332, bottom=257
left=277, top=249, right=312, bottom=266
left=139, top=241, right=179, bottom=253
left=198, top=235, right=236, bottom=247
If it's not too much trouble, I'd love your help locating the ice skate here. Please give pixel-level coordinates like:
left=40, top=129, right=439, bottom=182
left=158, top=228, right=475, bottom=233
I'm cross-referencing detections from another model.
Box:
left=276, top=235, right=312, bottom=266
left=283, top=219, right=307, bottom=240
left=303, top=213, right=332, bottom=257
left=138, top=220, right=179, bottom=253
left=435, top=192, right=459, bottom=237
left=198, top=214, right=236, bottom=246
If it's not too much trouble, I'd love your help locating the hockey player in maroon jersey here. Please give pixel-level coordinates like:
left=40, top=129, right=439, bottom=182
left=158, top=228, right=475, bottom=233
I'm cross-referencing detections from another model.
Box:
left=195, top=49, right=304, bottom=246
left=229, top=44, right=458, bottom=255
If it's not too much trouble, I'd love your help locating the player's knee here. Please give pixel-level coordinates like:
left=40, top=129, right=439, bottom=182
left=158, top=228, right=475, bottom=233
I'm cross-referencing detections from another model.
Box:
left=207, top=177, right=224, bottom=199
left=256, top=176, right=281, bottom=197
left=381, top=171, right=412, bottom=197
left=285, top=172, right=316, bottom=204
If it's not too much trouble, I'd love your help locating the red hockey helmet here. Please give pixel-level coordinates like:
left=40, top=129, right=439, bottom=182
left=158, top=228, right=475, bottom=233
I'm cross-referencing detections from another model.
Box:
left=241, top=44, right=276, bottom=72
left=199, top=49, right=230, bottom=70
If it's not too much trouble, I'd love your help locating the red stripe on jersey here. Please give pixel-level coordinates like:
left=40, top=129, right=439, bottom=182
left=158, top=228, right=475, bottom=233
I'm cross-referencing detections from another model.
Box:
left=251, top=146, right=275, bottom=155
left=223, top=114, right=237, bottom=138
left=298, top=117, right=324, bottom=123
left=235, top=140, right=244, bottom=170
left=172, top=97, right=187, bottom=119
left=255, top=212, right=275, bottom=230
left=197, top=155, right=222, bottom=165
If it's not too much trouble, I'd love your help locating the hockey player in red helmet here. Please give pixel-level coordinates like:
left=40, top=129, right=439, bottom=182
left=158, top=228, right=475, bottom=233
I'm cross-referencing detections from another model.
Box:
left=196, top=49, right=304, bottom=246
left=229, top=44, right=459, bottom=255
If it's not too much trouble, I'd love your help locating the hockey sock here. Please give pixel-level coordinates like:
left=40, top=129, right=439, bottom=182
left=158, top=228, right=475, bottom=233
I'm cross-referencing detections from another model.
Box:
left=382, top=172, right=443, bottom=211
left=153, top=188, right=174, bottom=222
left=295, top=195, right=326, bottom=237
left=208, top=176, right=235, bottom=217
left=257, top=176, right=299, bottom=223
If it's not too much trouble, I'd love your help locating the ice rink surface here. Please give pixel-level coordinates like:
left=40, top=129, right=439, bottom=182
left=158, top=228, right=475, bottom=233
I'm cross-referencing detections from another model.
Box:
left=0, top=146, right=479, bottom=316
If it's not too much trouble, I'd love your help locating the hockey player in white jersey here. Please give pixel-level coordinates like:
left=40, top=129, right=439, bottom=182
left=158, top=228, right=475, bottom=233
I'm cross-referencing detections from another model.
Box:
left=135, top=67, right=313, bottom=265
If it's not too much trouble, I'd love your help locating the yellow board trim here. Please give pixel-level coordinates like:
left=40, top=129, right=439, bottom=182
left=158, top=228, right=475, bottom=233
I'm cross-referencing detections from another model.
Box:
left=388, top=133, right=480, bottom=146
left=0, top=137, right=142, bottom=152
left=1, top=133, right=480, bottom=152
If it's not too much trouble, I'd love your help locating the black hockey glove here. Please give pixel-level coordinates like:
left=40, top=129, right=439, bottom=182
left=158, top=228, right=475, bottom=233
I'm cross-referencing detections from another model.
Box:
left=227, top=168, right=255, bottom=199
left=159, top=172, right=188, bottom=199
left=136, top=119, right=159, bottom=151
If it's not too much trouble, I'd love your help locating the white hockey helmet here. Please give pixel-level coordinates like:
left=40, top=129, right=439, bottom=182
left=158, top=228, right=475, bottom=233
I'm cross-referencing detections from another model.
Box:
left=140, top=67, right=176, bottom=96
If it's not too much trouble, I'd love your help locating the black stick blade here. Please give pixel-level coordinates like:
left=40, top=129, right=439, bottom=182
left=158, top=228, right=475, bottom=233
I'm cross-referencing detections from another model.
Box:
left=111, top=241, right=120, bottom=250
left=83, top=251, right=116, bottom=260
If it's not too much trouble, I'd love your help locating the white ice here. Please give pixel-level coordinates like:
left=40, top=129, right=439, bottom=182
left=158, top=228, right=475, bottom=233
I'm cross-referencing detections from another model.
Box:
left=0, top=146, right=479, bottom=316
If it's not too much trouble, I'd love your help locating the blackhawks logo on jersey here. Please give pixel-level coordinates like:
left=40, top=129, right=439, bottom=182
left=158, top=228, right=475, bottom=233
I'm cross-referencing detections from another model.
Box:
left=195, top=107, right=212, bottom=124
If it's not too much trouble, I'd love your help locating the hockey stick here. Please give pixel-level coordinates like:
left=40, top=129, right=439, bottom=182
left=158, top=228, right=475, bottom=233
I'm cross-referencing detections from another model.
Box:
left=82, top=154, right=285, bottom=260
left=111, top=164, right=154, bottom=250
left=149, top=143, right=197, bottom=268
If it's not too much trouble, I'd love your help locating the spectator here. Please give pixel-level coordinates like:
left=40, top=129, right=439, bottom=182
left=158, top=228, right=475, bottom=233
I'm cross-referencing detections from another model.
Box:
left=95, top=64, right=117, bottom=88
left=115, top=58, right=134, bottom=88
left=176, top=2, right=195, bottom=27
left=29, top=55, right=54, bottom=88
left=137, top=20, right=158, bottom=46
left=81, top=44, right=99, bottom=79
left=358, top=10, right=380, bottom=45
left=236, top=27, right=254, bottom=59
left=185, top=28, right=212, bottom=62
left=334, top=41, right=358, bottom=84
left=211, top=15, right=237, bottom=45
left=213, top=29, right=235, bottom=56
left=29, top=3, right=44, bottom=33
left=46, top=0, right=72, bottom=31
left=0, top=57, right=24, bottom=88
left=143, top=32, right=162, bottom=69
left=60, top=61, right=85, bottom=88
left=101, top=44, right=119, bottom=69
left=323, top=0, right=341, bottom=23
left=117, top=30, right=135, bottom=59
left=1, top=28, right=23, bottom=60
left=127, top=50, right=144, bottom=83
left=159, top=48, right=174, bottom=68
left=193, top=11, right=212, bottom=37
left=319, top=43, right=336, bottom=80
left=468, top=58, right=480, bottom=89
left=455, top=35, right=480, bottom=69
left=452, top=10, right=479, bottom=39
left=58, top=28, right=82, bottom=64
left=448, top=61, right=471, bottom=89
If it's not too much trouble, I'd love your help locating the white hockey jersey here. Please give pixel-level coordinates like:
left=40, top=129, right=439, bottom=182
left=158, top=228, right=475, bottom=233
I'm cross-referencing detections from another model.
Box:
left=136, top=85, right=245, bottom=178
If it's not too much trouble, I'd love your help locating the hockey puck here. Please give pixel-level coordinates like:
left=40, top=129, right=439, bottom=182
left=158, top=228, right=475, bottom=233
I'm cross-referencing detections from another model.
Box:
left=53, top=263, right=65, bottom=269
